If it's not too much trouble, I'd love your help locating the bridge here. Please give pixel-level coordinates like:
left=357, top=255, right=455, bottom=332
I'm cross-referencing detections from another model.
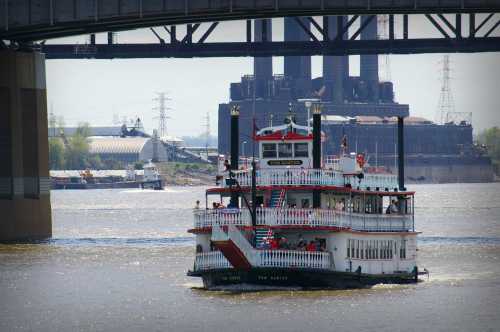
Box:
left=1, top=0, right=500, bottom=241
left=2, top=0, right=500, bottom=42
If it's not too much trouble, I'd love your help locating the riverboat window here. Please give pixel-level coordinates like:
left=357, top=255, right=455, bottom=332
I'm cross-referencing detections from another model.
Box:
left=262, top=143, right=277, bottom=158
left=400, top=239, right=407, bottom=259
left=278, top=143, right=293, bottom=158
left=294, top=143, right=309, bottom=157
left=348, top=239, right=396, bottom=260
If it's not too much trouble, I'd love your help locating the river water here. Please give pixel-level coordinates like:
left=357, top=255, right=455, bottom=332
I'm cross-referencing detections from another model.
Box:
left=1, top=184, right=499, bottom=331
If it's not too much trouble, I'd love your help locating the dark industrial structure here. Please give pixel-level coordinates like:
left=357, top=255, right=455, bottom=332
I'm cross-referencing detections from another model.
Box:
left=218, top=16, right=494, bottom=183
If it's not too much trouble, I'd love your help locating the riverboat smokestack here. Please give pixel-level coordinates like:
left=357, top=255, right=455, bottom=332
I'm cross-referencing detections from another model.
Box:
left=230, top=106, right=240, bottom=171
left=312, top=105, right=321, bottom=208
left=397, top=116, right=405, bottom=191
left=230, top=106, right=240, bottom=207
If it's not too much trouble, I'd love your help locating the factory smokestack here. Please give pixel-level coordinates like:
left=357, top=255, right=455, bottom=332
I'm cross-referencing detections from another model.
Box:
left=254, top=19, right=273, bottom=98
left=284, top=17, right=311, bottom=97
left=323, top=16, right=349, bottom=103
left=360, top=16, right=379, bottom=102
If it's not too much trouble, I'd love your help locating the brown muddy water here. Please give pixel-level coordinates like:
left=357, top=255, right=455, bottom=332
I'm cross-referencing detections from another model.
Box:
left=1, top=184, right=499, bottom=331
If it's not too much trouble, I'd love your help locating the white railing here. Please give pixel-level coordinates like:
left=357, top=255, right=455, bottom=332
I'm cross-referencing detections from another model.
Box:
left=256, top=208, right=348, bottom=228
left=194, top=209, right=251, bottom=228
left=194, top=251, right=232, bottom=271
left=344, top=173, right=398, bottom=190
left=194, top=208, right=413, bottom=232
left=258, top=250, right=332, bottom=270
left=347, top=213, right=414, bottom=232
left=224, top=168, right=344, bottom=187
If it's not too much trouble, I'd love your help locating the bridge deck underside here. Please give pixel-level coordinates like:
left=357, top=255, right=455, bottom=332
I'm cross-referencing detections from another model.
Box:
left=2, top=0, right=500, bottom=41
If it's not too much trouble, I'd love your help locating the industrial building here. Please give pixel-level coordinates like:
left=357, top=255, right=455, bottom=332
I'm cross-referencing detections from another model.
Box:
left=218, top=16, right=494, bottom=183
left=88, top=137, right=167, bottom=164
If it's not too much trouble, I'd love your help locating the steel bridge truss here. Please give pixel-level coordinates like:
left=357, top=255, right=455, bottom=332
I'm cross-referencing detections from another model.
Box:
left=32, top=13, right=500, bottom=58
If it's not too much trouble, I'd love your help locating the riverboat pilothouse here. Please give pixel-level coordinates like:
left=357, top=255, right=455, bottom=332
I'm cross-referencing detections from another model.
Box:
left=188, top=105, right=423, bottom=289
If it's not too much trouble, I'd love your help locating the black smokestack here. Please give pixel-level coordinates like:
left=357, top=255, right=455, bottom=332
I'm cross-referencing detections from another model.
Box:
left=323, top=16, right=349, bottom=103
left=230, top=106, right=239, bottom=171
left=312, top=105, right=321, bottom=208
left=360, top=15, right=379, bottom=102
left=230, top=106, right=240, bottom=208
left=397, top=116, right=405, bottom=191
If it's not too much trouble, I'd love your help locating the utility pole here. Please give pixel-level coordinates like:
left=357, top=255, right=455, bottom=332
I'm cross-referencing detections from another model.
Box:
left=153, top=92, right=171, bottom=138
left=204, top=112, right=210, bottom=160
left=48, top=101, right=57, bottom=137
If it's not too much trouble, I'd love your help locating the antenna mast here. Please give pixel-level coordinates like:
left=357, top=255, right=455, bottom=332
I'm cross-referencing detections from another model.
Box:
left=153, top=92, right=171, bottom=137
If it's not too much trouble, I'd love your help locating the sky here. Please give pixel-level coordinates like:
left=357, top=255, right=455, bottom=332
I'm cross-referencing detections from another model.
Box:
left=45, top=15, right=500, bottom=138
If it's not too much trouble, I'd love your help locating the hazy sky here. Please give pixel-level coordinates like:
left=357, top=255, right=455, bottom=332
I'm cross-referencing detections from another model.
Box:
left=45, top=15, right=500, bottom=137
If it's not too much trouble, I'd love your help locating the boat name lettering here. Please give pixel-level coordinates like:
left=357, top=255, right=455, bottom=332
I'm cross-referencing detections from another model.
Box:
left=267, top=160, right=303, bottom=166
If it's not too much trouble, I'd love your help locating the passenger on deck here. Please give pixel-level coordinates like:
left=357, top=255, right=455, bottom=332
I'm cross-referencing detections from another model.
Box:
left=386, top=199, right=399, bottom=214
left=223, top=159, right=230, bottom=171
left=194, top=200, right=200, bottom=210
left=280, top=237, right=290, bottom=250
left=270, top=237, right=280, bottom=250
left=319, top=242, right=327, bottom=252
left=306, top=241, right=316, bottom=252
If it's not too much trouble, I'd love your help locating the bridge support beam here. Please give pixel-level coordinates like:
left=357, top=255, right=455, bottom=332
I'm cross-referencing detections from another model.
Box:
left=0, top=50, right=52, bottom=241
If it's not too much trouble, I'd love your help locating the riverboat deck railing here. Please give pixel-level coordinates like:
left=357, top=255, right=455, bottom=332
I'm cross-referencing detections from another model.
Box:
left=258, top=250, right=332, bottom=270
left=194, top=251, right=232, bottom=271
left=344, top=173, right=398, bottom=191
left=193, top=208, right=414, bottom=232
left=222, top=168, right=398, bottom=190
left=224, top=168, right=344, bottom=187
left=193, top=250, right=332, bottom=271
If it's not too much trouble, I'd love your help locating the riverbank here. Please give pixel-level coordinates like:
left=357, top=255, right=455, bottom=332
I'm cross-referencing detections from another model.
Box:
left=157, top=162, right=216, bottom=186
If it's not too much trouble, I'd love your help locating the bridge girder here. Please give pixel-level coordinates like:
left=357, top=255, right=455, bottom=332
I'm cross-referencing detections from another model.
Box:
left=1, top=0, right=500, bottom=42
left=37, top=13, right=500, bottom=58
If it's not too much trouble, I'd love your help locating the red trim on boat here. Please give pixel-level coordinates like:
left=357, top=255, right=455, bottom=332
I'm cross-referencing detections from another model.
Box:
left=212, top=240, right=252, bottom=269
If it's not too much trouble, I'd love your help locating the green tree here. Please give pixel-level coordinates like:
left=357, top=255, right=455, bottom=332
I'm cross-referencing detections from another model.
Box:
left=48, top=138, right=65, bottom=169
left=65, top=134, right=89, bottom=169
left=478, top=127, right=500, bottom=173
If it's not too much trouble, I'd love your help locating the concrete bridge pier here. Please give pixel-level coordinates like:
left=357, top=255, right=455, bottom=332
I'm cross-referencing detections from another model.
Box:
left=0, top=50, right=52, bottom=241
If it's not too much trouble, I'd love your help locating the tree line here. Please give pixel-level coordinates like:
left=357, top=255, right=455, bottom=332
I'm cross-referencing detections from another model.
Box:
left=477, top=127, right=500, bottom=175
left=49, top=123, right=104, bottom=170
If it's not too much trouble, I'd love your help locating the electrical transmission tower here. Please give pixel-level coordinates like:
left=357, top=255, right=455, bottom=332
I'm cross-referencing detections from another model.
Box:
left=436, top=55, right=454, bottom=124
left=153, top=92, right=171, bottom=137
left=378, top=15, right=392, bottom=82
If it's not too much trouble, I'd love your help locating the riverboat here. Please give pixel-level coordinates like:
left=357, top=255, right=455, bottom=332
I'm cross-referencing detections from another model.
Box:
left=188, top=106, right=422, bottom=289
